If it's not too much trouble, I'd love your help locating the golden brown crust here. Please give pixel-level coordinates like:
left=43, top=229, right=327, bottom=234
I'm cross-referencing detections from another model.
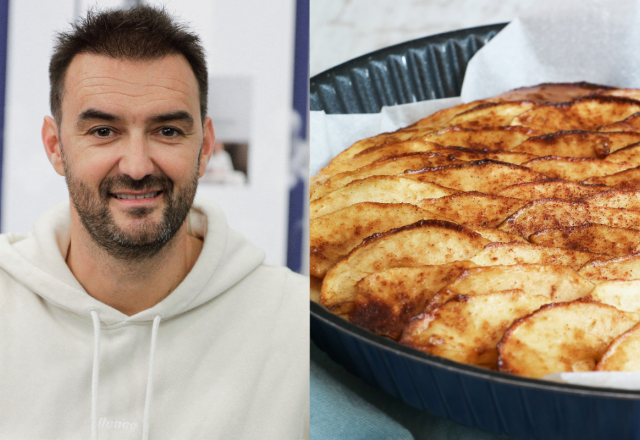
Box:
left=583, top=165, right=640, bottom=190
left=512, top=130, right=612, bottom=158
left=495, top=82, right=616, bottom=103
left=599, top=113, right=640, bottom=132
left=322, top=140, right=443, bottom=176
left=311, top=151, right=464, bottom=200
left=581, top=189, right=640, bottom=210
left=401, top=290, right=550, bottom=369
left=529, top=223, right=640, bottom=256
left=359, top=219, right=480, bottom=247
left=470, top=241, right=608, bottom=271
left=350, top=261, right=477, bottom=340
left=422, top=126, right=542, bottom=150
left=469, top=226, right=528, bottom=244
left=513, top=97, right=640, bottom=133
left=309, top=175, right=459, bottom=219
left=605, top=142, right=640, bottom=167
left=585, top=280, right=640, bottom=313
left=320, top=220, right=489, bottom=314
left=313, top=127, right=441, bottom=185
left=497, top=178, right=608, bottom=201
left=430, top=146, right=537, bottom=165
left=404, top=159, right=547, bottom=193
left=424, top=264, right=593, bottom=316
left=310, top=202, right=448, bottom=278
left=499, top=198, right=640, bottom=237
left=521, top=156, right=632, bottom=182
left=445, top=102, right=537, bottom=129
left=578, top=252, right=640, bottom=281
left=596, top=321, right=640, bottom=371
left=593, top=89, right=640, bottom=102
left=498, top=300, right=637, bottom=378
left=403, top=101, right=490, bottom=130
left=315, top=83, right=640, bottom=377
left=418, top=191, right=526, bottom=228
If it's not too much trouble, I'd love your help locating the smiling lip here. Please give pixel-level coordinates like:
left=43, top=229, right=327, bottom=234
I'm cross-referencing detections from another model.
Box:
left=110, top=190, right=163, bottom=201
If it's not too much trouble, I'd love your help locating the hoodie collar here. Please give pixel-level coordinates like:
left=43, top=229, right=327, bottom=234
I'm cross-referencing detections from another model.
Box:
left=0, top=197, right=265, bottom=326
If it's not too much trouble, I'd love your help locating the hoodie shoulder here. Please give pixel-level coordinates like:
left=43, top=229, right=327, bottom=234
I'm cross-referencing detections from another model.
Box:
left=237, top=265, right=309, bottom=323
left=252, top=265, right=309, bottom=296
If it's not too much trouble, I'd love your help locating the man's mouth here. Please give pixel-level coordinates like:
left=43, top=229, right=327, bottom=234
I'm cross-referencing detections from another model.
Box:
left=111, top=191, right=162, bottom=200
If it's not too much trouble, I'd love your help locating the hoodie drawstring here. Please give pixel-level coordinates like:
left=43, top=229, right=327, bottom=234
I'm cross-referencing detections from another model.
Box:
left=90, top=310, right=101, bottom=440
left=89, top=311, right=163, bottom=440
left=142, top=314, right=162, bottom=440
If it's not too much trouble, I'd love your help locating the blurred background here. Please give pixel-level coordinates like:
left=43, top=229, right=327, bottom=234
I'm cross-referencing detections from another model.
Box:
left=0, top=0, right=309, bottom=273
left=311, top=0, right=537, bottom=77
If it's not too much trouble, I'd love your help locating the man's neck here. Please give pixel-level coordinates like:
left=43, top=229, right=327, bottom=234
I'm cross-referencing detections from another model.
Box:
left=65, top=215, right=203, bottom=316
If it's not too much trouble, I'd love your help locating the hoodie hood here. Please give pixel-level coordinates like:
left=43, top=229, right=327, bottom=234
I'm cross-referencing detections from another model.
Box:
left=0, top=197, right=307, bottom=440
left=0, top=197, right=265, bottom=325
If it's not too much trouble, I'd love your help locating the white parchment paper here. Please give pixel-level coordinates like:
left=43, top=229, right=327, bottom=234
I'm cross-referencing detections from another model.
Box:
left=461, top=0, right=640, bottom=102
left=544, top=372, right=640, bottom=390
left=310, top=0, right=640, bottom=390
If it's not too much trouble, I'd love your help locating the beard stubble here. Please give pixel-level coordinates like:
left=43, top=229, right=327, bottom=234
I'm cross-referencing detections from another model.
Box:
left=61, top=149, right=200, bottom=261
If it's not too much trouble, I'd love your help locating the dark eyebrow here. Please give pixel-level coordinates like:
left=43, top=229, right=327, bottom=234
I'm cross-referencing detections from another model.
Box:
left=149, top=111, right=194, bottom=128
left=77, top=109, right=122, bottom=125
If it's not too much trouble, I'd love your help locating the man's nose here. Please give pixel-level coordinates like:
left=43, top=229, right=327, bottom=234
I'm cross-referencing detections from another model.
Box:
left=118, top=134, right=155, bottom=180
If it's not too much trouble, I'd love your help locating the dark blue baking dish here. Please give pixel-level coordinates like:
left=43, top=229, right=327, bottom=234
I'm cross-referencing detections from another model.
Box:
left=310, top=23, right=640, bottom=440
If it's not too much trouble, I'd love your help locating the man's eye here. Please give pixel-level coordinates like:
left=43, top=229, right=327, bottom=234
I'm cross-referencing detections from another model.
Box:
left=160, top=127, right=181, bottom=137
left=91, top=127, right=114, bottom=138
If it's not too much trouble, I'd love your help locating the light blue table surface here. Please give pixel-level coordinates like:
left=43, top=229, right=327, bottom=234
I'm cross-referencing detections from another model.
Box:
left=310, top=341, right=515, bottom=440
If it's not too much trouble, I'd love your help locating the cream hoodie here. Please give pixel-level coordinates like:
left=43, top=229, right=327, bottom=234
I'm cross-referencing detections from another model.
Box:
left=0, top=198, right=309, bottom=440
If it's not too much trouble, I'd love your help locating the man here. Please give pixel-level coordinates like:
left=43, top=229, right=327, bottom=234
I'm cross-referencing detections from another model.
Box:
left=0, top=6, right=308, bottom=440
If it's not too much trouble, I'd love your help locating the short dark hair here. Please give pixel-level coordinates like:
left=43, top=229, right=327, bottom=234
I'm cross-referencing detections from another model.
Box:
left=49, top=6, right=208, bottom=124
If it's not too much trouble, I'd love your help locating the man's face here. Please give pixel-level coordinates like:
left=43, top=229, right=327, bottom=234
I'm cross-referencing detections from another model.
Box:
left=43, top=53, right=213, bottom=259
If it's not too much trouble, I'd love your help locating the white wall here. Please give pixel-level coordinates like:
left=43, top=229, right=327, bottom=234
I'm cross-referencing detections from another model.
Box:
left=3, top=0, right=296, bottom=266
left=3, top=0, right=74, bottom=238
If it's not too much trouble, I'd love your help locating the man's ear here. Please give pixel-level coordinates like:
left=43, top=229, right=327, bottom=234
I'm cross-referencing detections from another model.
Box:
left=198, top=116, right=215, bottom=178
left=42, top=116, right=65, bottom=176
